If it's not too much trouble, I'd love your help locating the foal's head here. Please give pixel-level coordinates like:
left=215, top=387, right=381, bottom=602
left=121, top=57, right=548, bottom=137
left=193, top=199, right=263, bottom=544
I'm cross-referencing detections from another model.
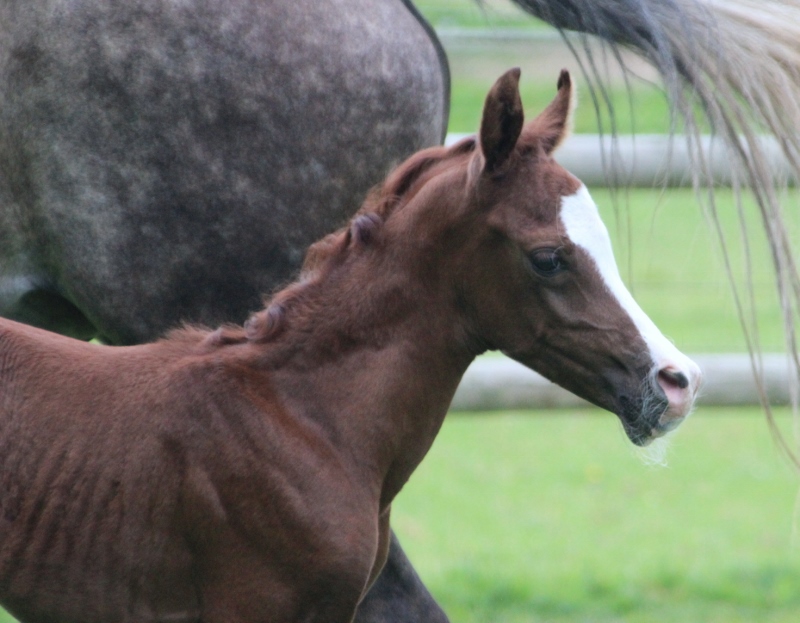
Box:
left=464, top=69, right=701, bottom=444
left=347, top=68, right=700, bottom=445
left=278, top=69, right=699, bottom=444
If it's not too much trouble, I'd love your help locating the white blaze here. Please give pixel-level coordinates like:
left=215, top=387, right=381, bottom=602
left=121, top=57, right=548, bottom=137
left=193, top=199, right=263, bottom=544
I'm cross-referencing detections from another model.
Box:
left=559, top=185, right=699, bottom=379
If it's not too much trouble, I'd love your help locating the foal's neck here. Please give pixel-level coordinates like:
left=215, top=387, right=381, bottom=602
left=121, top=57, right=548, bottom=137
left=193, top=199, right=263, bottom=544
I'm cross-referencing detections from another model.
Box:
left=263, top=255, right=475, bottom=507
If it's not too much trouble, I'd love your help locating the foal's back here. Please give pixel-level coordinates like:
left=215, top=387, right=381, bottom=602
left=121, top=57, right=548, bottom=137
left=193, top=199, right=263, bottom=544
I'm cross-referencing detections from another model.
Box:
left=0, top=320, right=207, bottom=621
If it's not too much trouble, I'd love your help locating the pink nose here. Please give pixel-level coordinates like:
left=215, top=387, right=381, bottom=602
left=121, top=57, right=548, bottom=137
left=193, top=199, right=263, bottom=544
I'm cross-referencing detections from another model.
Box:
left=656, top=364, right=702, bottom=429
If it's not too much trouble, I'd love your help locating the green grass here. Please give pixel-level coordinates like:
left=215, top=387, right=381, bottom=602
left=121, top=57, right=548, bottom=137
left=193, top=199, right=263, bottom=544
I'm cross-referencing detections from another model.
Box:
left=393, top=408, right=800, bottom=622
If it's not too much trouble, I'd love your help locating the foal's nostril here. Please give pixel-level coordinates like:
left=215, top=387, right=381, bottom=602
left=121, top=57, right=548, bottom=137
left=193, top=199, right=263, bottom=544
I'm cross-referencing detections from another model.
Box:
left=658, top=368, right=689, bottom=390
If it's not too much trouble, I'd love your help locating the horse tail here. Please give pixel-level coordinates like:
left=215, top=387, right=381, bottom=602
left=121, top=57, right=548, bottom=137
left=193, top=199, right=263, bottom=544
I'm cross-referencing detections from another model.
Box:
left=510, top=0, right=800, bottom=461
left=511, top=0, right=800, bottom=192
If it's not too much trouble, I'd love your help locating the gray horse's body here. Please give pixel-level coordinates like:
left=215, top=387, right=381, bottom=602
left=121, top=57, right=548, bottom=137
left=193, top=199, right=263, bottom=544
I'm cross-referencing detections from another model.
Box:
left=0, top=0, right=448, bottom=345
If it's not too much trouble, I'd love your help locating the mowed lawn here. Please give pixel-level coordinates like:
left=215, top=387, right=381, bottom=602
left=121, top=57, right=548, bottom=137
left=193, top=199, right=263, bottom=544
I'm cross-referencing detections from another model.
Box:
left=392, top=408, right=800, bottom=623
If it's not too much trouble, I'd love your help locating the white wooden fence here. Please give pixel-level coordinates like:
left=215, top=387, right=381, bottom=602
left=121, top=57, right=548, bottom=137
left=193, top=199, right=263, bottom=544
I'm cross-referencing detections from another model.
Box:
left=446, top=133, right=795, bottom=187
left=452, top=354, right=794, bottom=411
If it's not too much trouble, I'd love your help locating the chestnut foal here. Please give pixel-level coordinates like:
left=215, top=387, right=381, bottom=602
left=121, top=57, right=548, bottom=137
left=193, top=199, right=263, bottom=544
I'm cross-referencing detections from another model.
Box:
left=0, top=69, right=700, bottom=623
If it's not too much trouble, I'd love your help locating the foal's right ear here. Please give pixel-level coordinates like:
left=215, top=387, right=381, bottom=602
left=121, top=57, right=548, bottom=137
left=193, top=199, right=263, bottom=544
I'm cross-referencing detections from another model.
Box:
left=479, top=68, right=524, bottom=173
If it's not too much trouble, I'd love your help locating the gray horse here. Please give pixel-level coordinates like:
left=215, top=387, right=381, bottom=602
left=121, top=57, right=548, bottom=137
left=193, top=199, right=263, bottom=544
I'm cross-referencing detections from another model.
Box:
left=0, top=0, right=448, bottom=345
left=2, top=0, right=800, bottom=622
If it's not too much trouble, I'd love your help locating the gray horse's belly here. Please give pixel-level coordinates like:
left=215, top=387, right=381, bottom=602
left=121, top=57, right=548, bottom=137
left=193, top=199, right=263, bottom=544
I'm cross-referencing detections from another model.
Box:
left=0, top=275, right=97, bottom=341
left=0, top=0, right=447, bottom=344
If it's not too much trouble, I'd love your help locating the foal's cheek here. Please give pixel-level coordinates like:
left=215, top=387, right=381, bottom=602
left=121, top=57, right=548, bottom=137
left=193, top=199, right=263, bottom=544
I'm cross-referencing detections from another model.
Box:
left=536, top=279, right=598, bottom=330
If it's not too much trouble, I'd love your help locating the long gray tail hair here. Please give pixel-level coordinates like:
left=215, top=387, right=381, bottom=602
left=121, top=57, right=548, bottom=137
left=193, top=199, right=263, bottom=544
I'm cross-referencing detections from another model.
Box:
left=511, top=0, right=800, bottom=459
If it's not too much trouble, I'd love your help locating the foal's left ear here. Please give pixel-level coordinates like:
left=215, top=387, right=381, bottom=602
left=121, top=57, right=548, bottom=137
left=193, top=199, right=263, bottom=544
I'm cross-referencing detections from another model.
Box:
left=522, top=69, right=575, bottom=154
left=479, top=67, right=524, bottom=173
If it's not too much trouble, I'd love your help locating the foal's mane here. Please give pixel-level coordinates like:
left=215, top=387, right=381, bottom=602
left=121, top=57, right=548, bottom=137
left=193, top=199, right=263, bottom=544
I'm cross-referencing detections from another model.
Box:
left=202, top=137, right=478, bottom=348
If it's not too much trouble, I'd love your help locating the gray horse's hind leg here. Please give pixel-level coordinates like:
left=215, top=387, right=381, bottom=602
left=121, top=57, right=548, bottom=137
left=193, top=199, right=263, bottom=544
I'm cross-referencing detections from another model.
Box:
left=356, top=534, right=449, bottom=623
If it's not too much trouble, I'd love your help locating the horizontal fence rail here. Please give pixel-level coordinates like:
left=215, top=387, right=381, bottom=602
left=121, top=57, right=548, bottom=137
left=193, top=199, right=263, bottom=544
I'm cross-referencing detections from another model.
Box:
left=445, top=134, right=796, bottom=187
left=451, top=354, right=794, bottom=411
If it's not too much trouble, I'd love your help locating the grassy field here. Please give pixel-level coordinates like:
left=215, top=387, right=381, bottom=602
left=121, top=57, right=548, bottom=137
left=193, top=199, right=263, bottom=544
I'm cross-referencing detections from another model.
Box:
left=448, top=79, right=673, bottom=136
left=392, top=408, right=800, bottom=622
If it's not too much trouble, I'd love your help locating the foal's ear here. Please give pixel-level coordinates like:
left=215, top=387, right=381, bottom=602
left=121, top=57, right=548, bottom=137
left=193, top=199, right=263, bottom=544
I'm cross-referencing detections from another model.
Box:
left=479, top=67, right=524, bottom=173
left=522, top=69, right=575, bottom=154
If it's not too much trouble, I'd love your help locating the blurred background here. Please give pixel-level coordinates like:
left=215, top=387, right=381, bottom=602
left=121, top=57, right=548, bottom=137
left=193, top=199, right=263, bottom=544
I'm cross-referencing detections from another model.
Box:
left=390, top=2, right=800, bottom=622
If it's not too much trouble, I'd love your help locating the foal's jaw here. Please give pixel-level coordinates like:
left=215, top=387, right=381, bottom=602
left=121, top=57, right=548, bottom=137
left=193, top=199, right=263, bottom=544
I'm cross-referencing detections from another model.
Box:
left=559, top=185, right=702, bottom=444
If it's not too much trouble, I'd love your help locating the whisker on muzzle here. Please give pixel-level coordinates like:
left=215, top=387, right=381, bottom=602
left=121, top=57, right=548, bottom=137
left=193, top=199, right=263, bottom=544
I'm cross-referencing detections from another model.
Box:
left=634, top=435, right=672, bottom=467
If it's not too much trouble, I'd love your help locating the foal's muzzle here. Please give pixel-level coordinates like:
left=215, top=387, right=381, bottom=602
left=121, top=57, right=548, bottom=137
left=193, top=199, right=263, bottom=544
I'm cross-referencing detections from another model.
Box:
left=624, top=359, right=702, bottom=446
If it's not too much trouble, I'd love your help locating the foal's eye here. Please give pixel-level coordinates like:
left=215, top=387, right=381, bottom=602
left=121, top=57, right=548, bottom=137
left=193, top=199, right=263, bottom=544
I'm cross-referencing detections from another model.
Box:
left=527, top=248, right=564, bottom=277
